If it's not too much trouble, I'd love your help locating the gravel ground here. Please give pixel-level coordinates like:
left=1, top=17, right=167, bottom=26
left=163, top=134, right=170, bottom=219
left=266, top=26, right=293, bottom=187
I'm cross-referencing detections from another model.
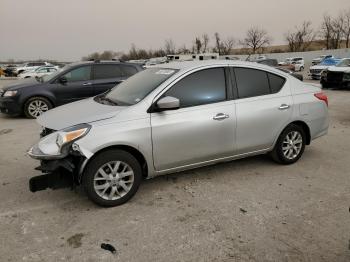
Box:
left=0, top=79, right=349, bottom=262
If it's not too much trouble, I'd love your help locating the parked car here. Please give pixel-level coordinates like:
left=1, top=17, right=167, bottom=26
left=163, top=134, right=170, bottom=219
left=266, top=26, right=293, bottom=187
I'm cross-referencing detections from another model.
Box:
left=291, top=57, right=305, bottom=71
left=0, top=60, right=143, bottom=118
left=13, top=62, right=53, bottom=75
left=276, top=67, right=303, bottom=81
left=27, top=60, right=329, bottom=207
left=278, top=58, right=292, bottom=66
left=19, top=66, right=58, bottom=79
left=312, top=55, right=334, bottom=65
left=309, top=58, right=341, bottom=80
left=278, top=57, right=304, bottom=71
left=320, top=58, right=350, bottom=89
left=256, top=59, right=303, bottom=81
left=3, top=64, right=18, bottom=77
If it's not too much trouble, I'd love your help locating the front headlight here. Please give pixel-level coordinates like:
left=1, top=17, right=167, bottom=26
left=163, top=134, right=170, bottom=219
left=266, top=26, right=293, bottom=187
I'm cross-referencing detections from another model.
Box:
left=56, top=123, right=91, bottom=150
left=3, top=90, right=17, bottom=97
left=321, top=70, right=327, bottom=77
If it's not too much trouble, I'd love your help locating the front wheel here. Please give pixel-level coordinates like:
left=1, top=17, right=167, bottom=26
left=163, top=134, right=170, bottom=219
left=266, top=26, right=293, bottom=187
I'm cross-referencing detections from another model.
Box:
left=270, top=124, right=306, bottom=164
left=83, top=150, right=142, bottom=207
left=24, top=96, right=53, bottom=118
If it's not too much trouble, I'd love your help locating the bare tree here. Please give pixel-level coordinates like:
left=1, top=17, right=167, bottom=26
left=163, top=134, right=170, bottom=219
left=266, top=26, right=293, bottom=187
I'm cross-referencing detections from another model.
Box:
left=221, top=37, right=235, bottom=55
left=330, top=13, right=345, bottom=49
left=285, top=21, right=316, bottom=52
left=177, top=44, right=191, bottom=54
left=194, top=37, right=202, bottom=54
left=202, top=33, right=209, bottom=53
left=344, top=9, right=350, bottom=48
left=164, top=39, right=176, bottom=54
left=240, top=26, right=271, bottom=54
left=214, top=32, right=222, bottom=54
left=320, top=14, right=334, bottom=49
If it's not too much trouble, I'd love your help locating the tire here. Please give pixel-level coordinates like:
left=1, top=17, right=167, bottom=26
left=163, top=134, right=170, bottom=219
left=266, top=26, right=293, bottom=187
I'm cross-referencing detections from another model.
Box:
left=83, top=150, right=142, bottom=207
left=270, top=124, right=306, bottom=165
left=321, top=82, right=330, bottom=89
left=23, top=96, right=53, bottom=119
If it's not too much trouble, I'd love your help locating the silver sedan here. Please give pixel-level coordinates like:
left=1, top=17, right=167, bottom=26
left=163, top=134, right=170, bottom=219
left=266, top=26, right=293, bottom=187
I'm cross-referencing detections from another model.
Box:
left=28, top=60, right=329, bottom=206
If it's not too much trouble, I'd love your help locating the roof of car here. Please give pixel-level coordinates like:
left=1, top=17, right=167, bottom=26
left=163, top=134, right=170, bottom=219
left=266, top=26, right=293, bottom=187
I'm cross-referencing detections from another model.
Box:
left=153, top=60, right=284, bottom=74
left=66, top=60, right=141, bottom=67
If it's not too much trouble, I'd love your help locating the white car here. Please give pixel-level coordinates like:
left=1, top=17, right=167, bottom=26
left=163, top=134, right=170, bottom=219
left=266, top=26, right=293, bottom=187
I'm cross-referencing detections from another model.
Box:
left=278, top=58, right=292, bottom=66
left=291, top=57, right=305, bottom=71
left=14, top=62, right=53, bottom=75
left=19, top=66, right=58, bottom=79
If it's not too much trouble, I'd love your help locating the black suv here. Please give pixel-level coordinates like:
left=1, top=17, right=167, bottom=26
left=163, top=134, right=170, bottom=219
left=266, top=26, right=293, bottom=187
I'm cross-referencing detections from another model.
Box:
left=0, top=61, right=143, bottom=118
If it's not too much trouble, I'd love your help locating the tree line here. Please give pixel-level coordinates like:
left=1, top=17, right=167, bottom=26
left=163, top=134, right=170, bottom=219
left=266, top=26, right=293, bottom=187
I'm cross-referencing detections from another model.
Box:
left=82, top=8, right=350, bottom=61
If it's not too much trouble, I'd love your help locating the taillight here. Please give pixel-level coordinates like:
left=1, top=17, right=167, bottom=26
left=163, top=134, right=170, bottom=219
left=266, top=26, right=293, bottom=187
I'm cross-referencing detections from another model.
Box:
left=314, top=92, right=328, bottom=106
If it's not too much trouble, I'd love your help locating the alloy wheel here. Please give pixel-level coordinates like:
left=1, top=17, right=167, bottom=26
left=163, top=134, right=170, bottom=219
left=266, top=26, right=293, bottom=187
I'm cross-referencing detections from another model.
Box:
left=282, top=131, right=303, bottom=160
left=93, top=161, right=134, bottom=200
left=27, top=100, right=49, bottom=118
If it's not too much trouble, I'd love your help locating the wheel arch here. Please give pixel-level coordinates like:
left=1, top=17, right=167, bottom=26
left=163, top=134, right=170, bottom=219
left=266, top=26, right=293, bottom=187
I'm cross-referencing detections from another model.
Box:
left=80, top=144, right=149, bottom=182
left=22, top=95, right=56, bottom=112
left=276, top=120, right=311, bottom=146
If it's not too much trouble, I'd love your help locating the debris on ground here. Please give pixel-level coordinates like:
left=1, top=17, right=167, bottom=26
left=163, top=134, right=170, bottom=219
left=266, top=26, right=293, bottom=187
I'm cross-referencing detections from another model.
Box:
left=239, top=208, right=247, bottom=214
left=101, top=243, right=117, bottom=254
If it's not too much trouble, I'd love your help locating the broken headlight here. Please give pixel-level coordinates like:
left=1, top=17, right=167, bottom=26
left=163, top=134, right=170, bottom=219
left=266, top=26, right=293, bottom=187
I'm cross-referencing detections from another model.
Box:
left=56, top=123, right=91, bottom=150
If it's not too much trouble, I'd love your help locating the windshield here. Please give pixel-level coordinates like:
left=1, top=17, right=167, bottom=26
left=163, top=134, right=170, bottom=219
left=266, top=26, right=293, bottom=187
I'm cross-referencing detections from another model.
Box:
left=105, top=68, right=178, bottom=106
left=336, top=59, right=350, bottom=67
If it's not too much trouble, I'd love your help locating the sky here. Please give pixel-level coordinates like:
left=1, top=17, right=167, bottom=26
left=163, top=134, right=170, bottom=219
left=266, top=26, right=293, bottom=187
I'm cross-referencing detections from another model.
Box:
left=0, top=0, right=349, bottom=61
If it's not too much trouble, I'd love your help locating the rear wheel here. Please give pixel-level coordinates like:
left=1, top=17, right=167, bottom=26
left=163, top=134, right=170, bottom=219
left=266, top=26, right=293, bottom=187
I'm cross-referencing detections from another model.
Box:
left=271, top=124, right=306, bottom=164
left=83, top=150, right=142, bottom=207
left=24, top=96, right=53, bottom=118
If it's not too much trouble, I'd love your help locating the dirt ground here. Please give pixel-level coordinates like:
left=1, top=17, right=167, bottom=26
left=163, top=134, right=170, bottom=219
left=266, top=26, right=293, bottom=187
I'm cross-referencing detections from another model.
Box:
left=0, top=78, right=349, bottom=262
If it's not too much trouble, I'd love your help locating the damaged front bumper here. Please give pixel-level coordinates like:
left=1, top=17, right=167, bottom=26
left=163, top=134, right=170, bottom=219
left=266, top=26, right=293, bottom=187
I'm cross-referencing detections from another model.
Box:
left=27, top=126, right=91, bottom=192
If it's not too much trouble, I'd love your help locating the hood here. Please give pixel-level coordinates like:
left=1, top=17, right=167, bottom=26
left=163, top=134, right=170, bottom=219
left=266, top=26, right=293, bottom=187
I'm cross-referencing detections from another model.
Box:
left=37, top=97, right=126, bottom=130
left=328, top=66, right=350, bottom=73
left=2, top=78, right=40, bottom=91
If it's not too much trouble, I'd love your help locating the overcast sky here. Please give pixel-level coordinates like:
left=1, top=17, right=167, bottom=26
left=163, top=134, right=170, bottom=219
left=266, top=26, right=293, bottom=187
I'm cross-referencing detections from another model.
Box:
left=1, top=0, right=349, bottom=61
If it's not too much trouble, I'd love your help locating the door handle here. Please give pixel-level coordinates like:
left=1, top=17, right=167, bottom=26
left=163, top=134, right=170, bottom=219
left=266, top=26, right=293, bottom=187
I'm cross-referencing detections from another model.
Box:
left=83, top=82, right=92, bottom=86
left=213, top=113, right=229, bottom=120
left=279, top=104, right=290, bottom=110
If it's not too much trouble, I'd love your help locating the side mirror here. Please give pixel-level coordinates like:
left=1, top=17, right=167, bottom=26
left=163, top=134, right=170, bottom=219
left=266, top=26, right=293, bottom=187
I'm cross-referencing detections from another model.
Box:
left=58, top=76, right=67, bottom=84
left=156, top=96, right=180, bottom=111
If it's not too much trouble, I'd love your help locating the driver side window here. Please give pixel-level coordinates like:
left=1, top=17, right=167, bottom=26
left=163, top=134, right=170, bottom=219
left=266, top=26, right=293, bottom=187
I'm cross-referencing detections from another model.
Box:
left=164, top=68, right=226, bottom=108
left=62, top=66, right=92, bottom=82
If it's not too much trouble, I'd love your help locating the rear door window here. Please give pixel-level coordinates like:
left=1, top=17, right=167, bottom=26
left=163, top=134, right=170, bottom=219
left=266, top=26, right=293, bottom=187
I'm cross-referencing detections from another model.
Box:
left=93, top=64, right=123, bottom=79
left=268, top=73, right=285, bottom=94
left=120, top=65, right=138, bottom=77
left=234, top=68, right=270, bottom=98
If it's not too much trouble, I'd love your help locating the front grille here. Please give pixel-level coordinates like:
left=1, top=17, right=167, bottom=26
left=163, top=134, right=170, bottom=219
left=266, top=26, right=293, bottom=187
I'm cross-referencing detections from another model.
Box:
left=310, top=69, right=322, bottom=74
left=327, top=72, right=344, bottom=83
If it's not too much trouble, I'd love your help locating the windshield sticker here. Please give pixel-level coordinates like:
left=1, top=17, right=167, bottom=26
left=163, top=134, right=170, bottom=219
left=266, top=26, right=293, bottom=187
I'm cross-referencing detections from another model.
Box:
left=155, top=69, right=175, bottom=75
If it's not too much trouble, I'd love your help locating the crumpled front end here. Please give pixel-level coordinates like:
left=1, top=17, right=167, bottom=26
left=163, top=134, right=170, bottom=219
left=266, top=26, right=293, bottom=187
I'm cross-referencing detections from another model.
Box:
left=27, top=124, right=91, bottom=192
